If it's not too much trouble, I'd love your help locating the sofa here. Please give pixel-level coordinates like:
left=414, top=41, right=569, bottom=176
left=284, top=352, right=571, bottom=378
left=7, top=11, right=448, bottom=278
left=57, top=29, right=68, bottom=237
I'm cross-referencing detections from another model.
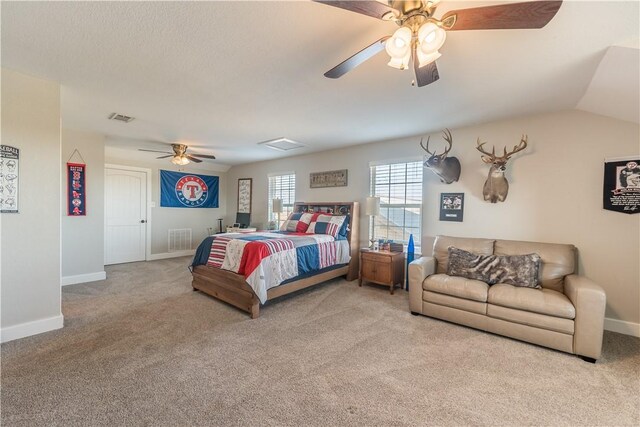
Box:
left=409, top=236, right=607, bottom=362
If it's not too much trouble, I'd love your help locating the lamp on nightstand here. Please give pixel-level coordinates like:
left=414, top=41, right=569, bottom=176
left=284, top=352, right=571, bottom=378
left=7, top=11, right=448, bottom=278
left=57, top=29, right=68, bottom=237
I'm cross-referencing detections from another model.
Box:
left=272, top=198, right=283, bottom=230
left=365, top=196, right=380, bottom=249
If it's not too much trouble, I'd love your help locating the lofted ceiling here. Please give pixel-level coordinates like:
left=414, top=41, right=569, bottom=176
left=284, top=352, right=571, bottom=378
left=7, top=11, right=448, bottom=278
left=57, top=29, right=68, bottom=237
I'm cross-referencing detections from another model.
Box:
left=2, top=1, right=639, bottom=167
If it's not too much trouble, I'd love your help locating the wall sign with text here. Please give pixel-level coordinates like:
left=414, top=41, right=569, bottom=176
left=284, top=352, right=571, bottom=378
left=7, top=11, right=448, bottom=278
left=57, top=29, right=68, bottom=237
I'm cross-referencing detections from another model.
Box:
left=67, top=163, right=86, bottom=216
left=1, top=145, right=20, bottom=213
left=603, top=157, right=640, bottom=214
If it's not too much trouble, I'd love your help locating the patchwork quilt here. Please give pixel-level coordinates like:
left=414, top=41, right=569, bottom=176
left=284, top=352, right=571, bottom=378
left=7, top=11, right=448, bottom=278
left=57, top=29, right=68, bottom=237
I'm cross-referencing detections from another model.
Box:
left=197, top=232, right=350, bottom=303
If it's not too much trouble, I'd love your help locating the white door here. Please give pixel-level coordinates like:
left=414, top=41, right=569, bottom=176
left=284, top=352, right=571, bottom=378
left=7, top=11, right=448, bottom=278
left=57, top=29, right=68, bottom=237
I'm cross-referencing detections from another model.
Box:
left=105, top=168, right=147, bottom=265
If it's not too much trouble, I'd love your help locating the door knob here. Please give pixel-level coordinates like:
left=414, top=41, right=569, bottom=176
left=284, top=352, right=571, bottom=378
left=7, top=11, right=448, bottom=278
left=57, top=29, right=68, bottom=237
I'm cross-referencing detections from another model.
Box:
left=140, top=220, right=146, bottom=223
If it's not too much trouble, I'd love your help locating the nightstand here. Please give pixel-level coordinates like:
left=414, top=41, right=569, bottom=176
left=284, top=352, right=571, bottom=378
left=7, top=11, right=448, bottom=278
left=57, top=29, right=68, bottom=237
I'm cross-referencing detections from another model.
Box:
left=359, top=249, right=405, bottom=294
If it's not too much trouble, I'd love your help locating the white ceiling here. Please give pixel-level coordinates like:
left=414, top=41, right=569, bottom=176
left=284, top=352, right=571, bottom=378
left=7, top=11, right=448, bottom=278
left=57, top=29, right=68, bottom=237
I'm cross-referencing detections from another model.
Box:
left=2, top=1, right=639, bottom=167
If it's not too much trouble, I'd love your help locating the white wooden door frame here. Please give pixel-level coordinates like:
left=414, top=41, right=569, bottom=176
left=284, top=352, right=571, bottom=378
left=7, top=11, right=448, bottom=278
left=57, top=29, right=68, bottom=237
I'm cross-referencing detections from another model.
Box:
left=104, top=164, right=152, bottom=261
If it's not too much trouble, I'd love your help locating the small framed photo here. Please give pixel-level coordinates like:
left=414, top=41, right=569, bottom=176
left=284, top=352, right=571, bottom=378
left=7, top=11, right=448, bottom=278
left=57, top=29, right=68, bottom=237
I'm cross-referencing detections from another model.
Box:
left=440, top=193, right=464, bottom=222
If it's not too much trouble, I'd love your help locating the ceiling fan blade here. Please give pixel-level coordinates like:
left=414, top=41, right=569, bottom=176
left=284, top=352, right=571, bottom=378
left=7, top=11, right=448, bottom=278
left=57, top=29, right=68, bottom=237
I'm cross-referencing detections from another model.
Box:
left=186, top=155, right=203, bottom=163
left=325, top=36, right=390, bottom=79
left=442, top=1, right=562, bottom=31
left=156, top=155, right=173, bottom=159
left=139, top=149, right=172, bottom=154
left=414, top=61, right=440, bottom=88
left=190, top=153, right=216, bottom=159
left=412, top=45, right=440, bottom=87
left=313, top=1, right=399, bottom=20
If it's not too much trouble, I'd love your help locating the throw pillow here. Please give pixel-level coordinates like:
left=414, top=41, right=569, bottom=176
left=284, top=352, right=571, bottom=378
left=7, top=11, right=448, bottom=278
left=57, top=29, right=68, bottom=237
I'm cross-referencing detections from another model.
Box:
left=279, top=212, right=312, bottom=232
left=447, top=246, right=541, bottom=288
left=306, top=214, right=347, bottom=238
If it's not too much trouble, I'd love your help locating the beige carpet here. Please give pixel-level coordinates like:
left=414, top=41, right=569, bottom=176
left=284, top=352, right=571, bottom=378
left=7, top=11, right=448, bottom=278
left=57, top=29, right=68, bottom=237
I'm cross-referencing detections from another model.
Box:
left=1, top=257, right=639, bottom=426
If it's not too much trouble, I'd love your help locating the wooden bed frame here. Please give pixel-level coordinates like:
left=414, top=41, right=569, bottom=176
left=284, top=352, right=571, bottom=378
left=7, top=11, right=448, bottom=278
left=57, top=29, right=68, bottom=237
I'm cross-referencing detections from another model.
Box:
left=192, top=201, right=360, bottom=318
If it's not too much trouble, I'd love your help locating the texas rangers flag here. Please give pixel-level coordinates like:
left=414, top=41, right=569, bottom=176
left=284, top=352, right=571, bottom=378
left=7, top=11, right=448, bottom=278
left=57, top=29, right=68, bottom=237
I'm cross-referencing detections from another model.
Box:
left=160, top=170, right=219, bottom=208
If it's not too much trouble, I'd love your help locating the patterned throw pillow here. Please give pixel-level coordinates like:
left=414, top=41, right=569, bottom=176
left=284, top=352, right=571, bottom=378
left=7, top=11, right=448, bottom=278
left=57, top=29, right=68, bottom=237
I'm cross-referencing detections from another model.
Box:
left=447, top=246, right=541, bottom=288
left=279, top=212, right=313, bottom=233
left=306, top=214, right=347, bottom=238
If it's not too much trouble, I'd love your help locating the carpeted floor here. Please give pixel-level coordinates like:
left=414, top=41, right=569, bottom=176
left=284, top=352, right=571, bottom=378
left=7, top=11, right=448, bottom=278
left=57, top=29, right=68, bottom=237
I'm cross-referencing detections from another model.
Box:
left=1, top=257, right=639, bottom=426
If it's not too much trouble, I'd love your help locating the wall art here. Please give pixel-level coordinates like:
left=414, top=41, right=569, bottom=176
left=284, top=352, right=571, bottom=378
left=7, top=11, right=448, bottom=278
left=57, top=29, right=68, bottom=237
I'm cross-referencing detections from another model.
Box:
left=310, top=169, right=348, bottom=188
left=237, top=178, right=252, bottom=213
left=1, top=145, right=20, bottom=213
left=603, top=156, right=640, bottom=214
left=439, top=192, right=464, bottom=222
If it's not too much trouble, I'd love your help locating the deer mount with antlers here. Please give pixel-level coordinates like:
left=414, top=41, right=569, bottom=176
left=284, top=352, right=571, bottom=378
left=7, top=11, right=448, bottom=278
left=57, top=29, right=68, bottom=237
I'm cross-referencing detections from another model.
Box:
left=476, top=135, right=528, bottom=203
left=420, top=129, right=461, bottom=184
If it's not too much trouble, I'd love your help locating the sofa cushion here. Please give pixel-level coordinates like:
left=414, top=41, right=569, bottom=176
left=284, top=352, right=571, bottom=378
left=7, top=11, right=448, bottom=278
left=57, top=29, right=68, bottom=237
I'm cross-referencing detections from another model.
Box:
left=433, top=236, right=495, bottom=274
left=495, top=240, right=575, bottom=293
left=447, top=247, right=541, bottom=288
left=424, top=274, right=489, bottom=302
left=488, top=283, right=575, bottom=319
left=487, top=304, right=574, bottom=334
left=424, top=291, right=487, bottom=315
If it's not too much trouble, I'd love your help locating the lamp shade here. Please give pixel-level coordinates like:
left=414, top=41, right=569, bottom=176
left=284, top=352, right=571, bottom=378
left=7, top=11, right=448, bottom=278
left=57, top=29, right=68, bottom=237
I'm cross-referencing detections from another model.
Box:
left=365, top=196, right=380, bottom=216
left=272, top=198, right=283, bottom=213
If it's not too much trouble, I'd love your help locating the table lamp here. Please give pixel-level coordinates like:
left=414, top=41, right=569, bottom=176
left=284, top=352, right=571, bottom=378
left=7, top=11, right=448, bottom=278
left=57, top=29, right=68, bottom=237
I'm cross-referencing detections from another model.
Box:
left=365, top=196, right=380, bottom=249
left=272, top=198, right=283, bottom=230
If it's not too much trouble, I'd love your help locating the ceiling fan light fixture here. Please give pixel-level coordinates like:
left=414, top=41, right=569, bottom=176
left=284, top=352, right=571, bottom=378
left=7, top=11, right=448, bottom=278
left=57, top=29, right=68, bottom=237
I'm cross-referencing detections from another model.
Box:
left=417, top=50, right=442, bottom=67
left=418, top=22, right=446, bottom=55
left=171, top=155, right=190, bottom=166
left=387, top=51, right=411, bottom=70
left=385, top=26, right=412, bottom=59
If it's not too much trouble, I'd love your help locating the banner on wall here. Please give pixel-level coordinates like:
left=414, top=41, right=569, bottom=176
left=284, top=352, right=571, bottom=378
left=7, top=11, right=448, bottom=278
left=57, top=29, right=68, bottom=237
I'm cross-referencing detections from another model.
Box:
left=160, top=170, right=219, bottom=208
left=1, top=145, right=20, bottom=213
left=67, top=163, right=86, bottom=216
left=603, top=156, right=640, bottom=214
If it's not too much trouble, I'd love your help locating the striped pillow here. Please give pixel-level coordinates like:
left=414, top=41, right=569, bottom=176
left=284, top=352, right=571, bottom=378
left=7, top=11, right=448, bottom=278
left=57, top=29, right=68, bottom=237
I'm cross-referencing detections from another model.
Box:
left=306, top=214, right=347, bottom=238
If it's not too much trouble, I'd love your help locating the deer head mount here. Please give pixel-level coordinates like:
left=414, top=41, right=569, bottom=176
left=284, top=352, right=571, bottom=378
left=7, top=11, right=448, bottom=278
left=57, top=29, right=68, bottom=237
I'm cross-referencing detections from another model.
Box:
left=476, top=135, right=528, bottom=203
left=420, top=129, right=461, bottom=184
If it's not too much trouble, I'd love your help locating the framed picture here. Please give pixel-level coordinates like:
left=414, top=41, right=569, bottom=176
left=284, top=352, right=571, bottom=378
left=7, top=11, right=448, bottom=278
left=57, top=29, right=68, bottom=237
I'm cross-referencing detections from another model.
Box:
left=310, top=169, right=348, bottom=188
left=237, top=178, right=252, bottom=213
left=440, top=192, right=464, bottom=222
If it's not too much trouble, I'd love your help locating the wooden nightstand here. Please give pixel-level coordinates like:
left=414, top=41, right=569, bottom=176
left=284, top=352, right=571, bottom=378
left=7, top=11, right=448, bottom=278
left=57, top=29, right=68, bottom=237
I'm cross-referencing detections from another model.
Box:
left=359, top=249, right=405, bottom=294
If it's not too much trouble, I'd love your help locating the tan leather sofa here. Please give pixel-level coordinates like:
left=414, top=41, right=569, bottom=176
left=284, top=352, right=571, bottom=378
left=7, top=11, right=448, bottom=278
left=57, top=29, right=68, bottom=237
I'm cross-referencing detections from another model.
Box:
left=409, top=236, right=606, bottom=362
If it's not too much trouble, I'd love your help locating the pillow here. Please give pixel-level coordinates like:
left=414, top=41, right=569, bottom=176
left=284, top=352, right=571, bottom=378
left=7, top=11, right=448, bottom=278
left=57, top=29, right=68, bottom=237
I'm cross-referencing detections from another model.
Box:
left=279, top=212, right=313, bottom=233
left=447, top=246, right=541, bottom=288
left=306, top=214, right=347, bottom=238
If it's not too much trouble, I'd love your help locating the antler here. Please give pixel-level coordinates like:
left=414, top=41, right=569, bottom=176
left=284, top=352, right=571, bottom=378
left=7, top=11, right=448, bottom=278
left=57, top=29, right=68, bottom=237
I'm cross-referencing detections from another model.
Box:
left=476, top=138, right=496, bottom=159
left=419, top=136, right=433, bottom=155
left=503, top=135, right=528, bottom=159
left=441, top=128, right=453, bottom=157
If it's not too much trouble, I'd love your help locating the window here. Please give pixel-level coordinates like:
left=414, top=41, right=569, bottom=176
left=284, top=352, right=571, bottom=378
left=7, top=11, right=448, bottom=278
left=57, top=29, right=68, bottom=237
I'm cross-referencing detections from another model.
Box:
left=370, top=160, right=422, bottom=253
left=268, top=172, right=296, bottom=228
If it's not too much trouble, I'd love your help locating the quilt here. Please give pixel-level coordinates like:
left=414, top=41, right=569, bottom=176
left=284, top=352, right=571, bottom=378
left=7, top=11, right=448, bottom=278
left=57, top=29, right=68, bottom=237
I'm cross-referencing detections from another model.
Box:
left=197, top=232, right=350, bottom=303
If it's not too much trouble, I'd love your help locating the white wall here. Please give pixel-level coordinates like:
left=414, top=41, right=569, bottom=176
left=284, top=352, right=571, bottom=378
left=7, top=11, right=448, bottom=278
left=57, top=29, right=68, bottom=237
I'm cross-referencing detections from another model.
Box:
left=1, top=69, right=63, bottom=342
left=61, top=129, right=105, bottom=284
left=103, top=154, right=227, bottom=255
left=225, top=110, right=640, bottom=331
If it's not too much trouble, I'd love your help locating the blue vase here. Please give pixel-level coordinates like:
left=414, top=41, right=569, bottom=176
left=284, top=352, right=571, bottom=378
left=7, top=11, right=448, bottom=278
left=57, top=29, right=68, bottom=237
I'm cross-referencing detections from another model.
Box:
left=406, top=234, right=415, bottom=291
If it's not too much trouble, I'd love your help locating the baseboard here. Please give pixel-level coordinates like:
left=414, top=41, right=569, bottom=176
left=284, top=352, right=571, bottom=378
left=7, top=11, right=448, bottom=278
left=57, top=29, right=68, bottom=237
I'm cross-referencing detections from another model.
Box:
left=147, top=249, right=195, bottom=261
left=61, top=271, right=107, bottom=286
left=604, top=317, right=640, bottom=337
left=1, top=314, right=64, bottom=343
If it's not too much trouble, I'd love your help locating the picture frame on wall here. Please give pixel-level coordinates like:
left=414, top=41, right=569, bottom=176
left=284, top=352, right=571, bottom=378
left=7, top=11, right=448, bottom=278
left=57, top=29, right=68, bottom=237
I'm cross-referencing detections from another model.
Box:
left=237, top=178, right=252, bottom=213
left=439, top=192, right=464, bottom=222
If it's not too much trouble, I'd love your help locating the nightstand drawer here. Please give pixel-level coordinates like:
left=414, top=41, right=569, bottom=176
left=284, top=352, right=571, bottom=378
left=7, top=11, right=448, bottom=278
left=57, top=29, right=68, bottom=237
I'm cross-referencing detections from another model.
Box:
left=362, top=252, right=392, bottom=263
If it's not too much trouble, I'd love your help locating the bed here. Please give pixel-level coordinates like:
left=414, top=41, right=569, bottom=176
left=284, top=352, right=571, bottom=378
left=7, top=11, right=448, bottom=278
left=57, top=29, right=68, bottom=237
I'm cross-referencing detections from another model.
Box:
left=190, top=202, right=360, bottom=318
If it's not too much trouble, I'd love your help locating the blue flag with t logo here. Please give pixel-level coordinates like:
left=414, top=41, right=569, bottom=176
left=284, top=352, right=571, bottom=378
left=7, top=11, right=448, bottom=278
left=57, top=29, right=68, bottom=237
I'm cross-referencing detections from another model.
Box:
left=160, top=170, right=219, bottom=208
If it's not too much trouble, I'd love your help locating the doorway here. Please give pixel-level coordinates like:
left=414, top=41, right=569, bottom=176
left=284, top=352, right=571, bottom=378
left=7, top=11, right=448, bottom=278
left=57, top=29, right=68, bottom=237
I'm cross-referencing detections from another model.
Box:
left=104, top=165, right=151, bottom=265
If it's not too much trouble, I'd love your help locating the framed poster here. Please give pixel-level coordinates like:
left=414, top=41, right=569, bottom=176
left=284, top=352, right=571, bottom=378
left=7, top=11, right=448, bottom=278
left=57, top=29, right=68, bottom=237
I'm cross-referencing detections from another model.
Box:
left=237, top=178, right=252, bottom=213
left=439, top=193, right=464, bottom=222
left=310, top=169, right=348, bottom=188
left=1, top=145, right=20, bottom=213
left=603, top=157, right=640, bottom=214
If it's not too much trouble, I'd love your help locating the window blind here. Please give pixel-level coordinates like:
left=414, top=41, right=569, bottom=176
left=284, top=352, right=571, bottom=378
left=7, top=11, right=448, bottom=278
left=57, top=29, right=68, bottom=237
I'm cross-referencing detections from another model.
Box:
left=268, top=173, right=296, bottom=228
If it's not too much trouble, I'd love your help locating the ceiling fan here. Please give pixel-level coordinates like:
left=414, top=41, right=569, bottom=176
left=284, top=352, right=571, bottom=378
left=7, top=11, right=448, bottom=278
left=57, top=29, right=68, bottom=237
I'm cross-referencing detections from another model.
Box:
left=138, top=144, right=216, bottom=165
left=314, top=0, right=563, bottom=87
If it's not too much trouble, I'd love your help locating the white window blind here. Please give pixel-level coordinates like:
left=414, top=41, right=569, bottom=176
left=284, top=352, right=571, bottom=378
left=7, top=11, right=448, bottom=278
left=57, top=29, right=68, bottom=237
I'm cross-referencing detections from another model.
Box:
left=268, top=173, right=296, bottom=228
left=370, top=161, right=422, bottom=253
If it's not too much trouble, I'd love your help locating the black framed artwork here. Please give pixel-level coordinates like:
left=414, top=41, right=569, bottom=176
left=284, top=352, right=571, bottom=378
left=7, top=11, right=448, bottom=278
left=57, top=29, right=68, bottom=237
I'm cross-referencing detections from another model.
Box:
left=439, top=193, right=464, bottom=222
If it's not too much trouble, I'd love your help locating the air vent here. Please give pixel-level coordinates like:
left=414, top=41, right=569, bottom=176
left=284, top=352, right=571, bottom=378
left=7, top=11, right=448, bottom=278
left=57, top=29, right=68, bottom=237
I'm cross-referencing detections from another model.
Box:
left=108, top=113, right=135, bottom=123
left=258, top=137, right=304, bottom=151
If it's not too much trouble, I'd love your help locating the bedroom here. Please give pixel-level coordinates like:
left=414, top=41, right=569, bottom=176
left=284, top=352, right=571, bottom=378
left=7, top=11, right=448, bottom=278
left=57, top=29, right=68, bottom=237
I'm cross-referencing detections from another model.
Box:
left=1, top=0, right=639, bottom=425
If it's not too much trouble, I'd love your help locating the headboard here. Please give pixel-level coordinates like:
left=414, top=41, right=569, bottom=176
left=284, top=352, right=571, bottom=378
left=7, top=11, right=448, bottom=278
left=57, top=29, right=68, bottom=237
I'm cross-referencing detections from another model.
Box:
left=293, top=201, right=360, bottom=281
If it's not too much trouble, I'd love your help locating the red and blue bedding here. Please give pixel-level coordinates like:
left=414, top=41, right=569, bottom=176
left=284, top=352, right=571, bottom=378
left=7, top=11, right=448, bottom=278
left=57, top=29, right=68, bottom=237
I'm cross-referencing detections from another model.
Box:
left=192, top=231, right=351, bottom=303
